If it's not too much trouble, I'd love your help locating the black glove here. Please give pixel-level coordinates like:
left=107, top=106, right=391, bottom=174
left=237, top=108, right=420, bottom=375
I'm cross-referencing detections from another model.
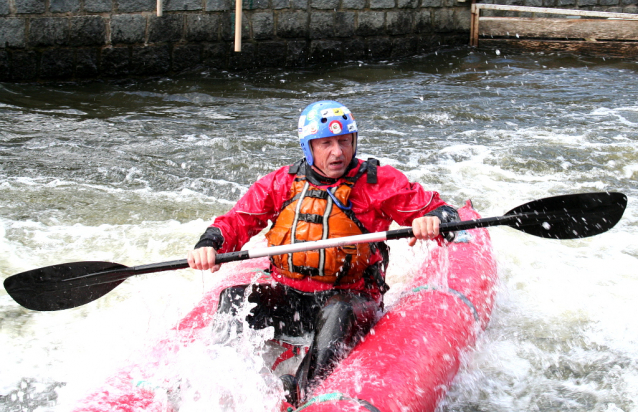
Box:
left=425, top=205, right=460, bottom=242
left=194, top=227, right=225, bottom=250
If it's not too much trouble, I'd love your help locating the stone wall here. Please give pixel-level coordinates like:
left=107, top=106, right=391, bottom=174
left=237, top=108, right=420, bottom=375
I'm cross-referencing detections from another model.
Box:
left=0, top=0, right=635, bottom=81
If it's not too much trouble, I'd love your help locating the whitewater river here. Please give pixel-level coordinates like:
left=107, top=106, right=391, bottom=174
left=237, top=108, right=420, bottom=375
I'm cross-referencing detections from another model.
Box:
left=1, top=49, right=637, bottom=412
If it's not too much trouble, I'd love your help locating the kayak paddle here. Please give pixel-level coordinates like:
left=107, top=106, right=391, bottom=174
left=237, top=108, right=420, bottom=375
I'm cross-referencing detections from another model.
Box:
left=3, top=191, right=627, bottom=311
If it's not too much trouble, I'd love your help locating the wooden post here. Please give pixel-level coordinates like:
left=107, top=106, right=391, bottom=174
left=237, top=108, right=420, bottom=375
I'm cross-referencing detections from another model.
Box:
left=157, top=0, right=162, bottom=17
left=234, top=0, right=242, bottom=52
left=470, top=1, right=479, bottom=47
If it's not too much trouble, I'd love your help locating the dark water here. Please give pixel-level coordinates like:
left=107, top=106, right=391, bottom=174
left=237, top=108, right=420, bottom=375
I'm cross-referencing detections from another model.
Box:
left=1, top=48, right=637, bottom=411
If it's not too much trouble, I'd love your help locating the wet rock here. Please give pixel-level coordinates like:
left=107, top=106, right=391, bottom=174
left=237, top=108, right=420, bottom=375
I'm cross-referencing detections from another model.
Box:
left=50, top=0, right=80, bottom=13
left=387, top=10, right=414, bottom=35
left=433, top=8, right=454, bottom=32
left=75, top=48, right=99, bottom=78
left=111, top=14, right=147, bottom=44
left=205, top=0, right=231, bottom=11
left=342, top=0, right=365, bottom=9
left=118, top=0, right=155, bottom=12
left=310, top=12, right=334, bottom=39
left=277, top=11, right=309, bottom=38
left=421, top=0, right=442, bottom=7
left=272, top=0, right=290, bottom=9
left=256, top=41, right=286, bottom=67
left=165, top=0, right=203, bottom=11
left=309, top=39, right=342, bottom=63
left=0, top=0, right=11, bottom=15
left=370, top=0, right=396, bottom=9
left=310, top=0, right=339, bottom=10
left=131, top=44, right=170, bottom=75
left=398, top=0, right=419, bottom=8
left=69, top=16, right=107, bottom=47
left=101, top=46, right=130, bottom=77
left=291, top=0, right=308, bottom=8
left=335, top=12, right=355, bottom=38
left=415, top=9, right=433, bottom=33
left=40, top=48, right=75, bottom=79
left=186, top=14, right=221, bottom=42
left=0, top=18, right=26, bottom=48
left=85, top=0, right=113, bottom=12
left=173, top=43, right=202, bottom=72
left=148, top=14, right=184, bottom=43
left=252, top=12, right=274, bottom=40
left=251, top=0, right=270, bottom=9
left=366, top=37, right=392, bottom=59
left=29, top=17, right=69, bottom=47
left=10, top=50, right=37, bottom=81
left=228, top=42, right=256, bottom=69
left=342, top=38, right=366, bottom=60
left=391, top=35, right=417, bottom=58
left=202, top=42, right=228, bottom=69
left=0, top=51, right=9, bottom=78
left=285, top=40, right=308, bottom=67
left=356, top=12, right=385, bottom=37
left=15, top=0, right=45, bottom=14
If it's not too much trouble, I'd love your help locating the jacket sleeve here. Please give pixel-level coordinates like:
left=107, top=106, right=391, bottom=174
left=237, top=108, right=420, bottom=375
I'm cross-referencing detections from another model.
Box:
left=375, top=165, right=459, bottom=227
left=194, top=167, right=290, bottom=254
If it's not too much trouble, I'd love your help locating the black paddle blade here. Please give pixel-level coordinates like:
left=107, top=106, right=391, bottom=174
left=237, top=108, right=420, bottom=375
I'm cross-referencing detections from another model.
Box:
left=3, top=261, right=128, bottom=311
left=504, top=192, right=627, bottom=239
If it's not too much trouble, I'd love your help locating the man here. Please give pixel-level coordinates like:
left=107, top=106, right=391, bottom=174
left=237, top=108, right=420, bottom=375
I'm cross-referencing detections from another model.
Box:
left=187, top=100, right=458, bottom=407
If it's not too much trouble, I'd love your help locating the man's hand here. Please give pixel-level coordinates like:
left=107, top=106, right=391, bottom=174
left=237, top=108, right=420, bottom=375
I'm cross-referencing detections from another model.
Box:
left=187, top=247, right=221, bottom=273
left=408, top=216, right=441, bottom=246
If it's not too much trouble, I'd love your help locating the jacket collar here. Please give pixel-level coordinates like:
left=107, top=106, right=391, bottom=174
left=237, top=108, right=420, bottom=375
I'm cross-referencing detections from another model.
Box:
left=302, top=158, right=360, bottom=187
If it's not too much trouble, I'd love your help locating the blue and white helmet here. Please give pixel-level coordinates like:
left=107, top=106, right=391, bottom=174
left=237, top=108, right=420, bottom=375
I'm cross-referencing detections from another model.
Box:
left=298, top=100, right=358, bottom=166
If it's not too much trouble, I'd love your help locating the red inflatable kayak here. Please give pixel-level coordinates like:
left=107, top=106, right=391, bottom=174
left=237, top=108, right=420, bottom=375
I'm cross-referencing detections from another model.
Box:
left=72, top=200, right=497, bottom=412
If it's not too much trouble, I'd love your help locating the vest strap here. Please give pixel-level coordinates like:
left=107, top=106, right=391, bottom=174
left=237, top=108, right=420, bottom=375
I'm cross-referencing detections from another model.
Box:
left=297, top=213, right=324, bottom=225
left=282, top=189, right=329, bottom=210
left=288, top=159, right=303, bottom=175
left=366, top=158, right=379, bottom=184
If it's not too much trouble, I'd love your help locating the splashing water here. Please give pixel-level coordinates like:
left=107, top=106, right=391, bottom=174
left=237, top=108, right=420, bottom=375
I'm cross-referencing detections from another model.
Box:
left=1, top=49, right=637, bottom=411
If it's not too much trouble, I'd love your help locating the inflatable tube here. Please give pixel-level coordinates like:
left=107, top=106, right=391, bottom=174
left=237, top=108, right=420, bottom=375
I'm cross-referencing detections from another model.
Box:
left=295, top=201, right=497, bottom=412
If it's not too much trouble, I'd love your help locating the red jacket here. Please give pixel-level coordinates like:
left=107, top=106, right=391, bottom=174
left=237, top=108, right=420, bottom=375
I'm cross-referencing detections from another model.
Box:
left=209, top=159, right=451, bottom=295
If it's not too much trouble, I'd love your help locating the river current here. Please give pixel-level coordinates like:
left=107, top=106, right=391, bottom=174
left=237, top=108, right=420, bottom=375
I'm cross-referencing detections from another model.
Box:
left=1, top=49, right=637, bottom=412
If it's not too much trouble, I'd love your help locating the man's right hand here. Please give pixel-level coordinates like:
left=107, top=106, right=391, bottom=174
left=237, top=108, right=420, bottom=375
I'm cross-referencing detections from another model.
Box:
left=187, top=247, right=221, bottom=273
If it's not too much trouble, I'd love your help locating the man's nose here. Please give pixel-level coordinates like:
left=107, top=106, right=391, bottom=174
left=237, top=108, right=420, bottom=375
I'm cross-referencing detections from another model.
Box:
left=330, top=142, right=343, bottom=156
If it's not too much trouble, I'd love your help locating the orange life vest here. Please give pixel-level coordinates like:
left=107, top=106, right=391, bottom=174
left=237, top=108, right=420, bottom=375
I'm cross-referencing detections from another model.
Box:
left=265, top=161, right=376, bottom=285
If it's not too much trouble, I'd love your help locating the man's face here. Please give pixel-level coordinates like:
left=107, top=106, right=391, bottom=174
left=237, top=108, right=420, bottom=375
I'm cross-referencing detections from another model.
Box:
left=310, top=133, right=355, bottom=179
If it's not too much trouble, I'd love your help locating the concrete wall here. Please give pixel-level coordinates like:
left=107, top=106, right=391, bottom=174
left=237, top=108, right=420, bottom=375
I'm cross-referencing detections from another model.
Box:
left=0, top=0, right=635, bottom=81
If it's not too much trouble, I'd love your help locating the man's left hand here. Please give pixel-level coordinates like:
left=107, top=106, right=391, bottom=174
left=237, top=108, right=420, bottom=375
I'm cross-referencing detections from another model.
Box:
left=409, top=216, right=441, bottom=246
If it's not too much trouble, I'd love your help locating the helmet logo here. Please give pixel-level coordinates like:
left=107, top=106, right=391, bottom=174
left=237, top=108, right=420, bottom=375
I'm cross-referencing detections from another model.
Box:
left=308, top=121, right=319, bottom=135
left=321, top=108, right=345, bottom=118
left=329, top=120, right=342, bottom=134
left=348, top=122, right=357, bottom=132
